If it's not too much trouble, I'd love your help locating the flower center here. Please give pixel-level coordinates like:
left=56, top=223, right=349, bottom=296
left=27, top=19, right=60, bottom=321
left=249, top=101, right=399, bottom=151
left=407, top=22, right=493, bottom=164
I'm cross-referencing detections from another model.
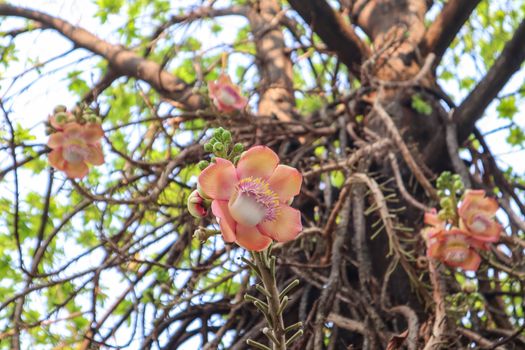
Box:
left=63, top=142, right=87, bottom=163
left=470, top=214, right=490, bottom=233
left=443, top=235, right=469, bottom=263
left=444, top=248, right=468, bottom=263
left=228, top=177, right=279, bottom=227
left=217, top=86, right=238, bottom=106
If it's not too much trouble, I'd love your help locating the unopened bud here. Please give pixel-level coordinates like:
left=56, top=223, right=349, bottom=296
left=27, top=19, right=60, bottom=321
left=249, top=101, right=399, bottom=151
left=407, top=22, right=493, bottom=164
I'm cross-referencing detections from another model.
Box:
left=54, top=112, right=69, bottom=124
left=233, top=143, right=244, bottom=153
left=213, top=143, right=224, bottom=153
left=197, top=160, right=210, bottom=170
left=53, top=105, right=67, bottom=114
left=222, top=130, right=232, bottom=143
left=187, top=190, right=207, bottom=218
left=203, top=143, right=213, bottom=152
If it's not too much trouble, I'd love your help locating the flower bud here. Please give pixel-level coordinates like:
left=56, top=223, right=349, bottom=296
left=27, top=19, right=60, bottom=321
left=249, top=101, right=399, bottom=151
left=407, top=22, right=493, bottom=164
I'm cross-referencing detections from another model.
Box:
left=53, top=105, right=67, bottom=114
left=213, top=143, right=224, bottom=153
left=197, top=160, right=210, bottom=170
left=213, top=127, right=224, bottom=139
left=222, top=130, right=232, bottom=143
left=203, top=143, right=214, bottom=152
left=187, top=190, right=207, bottom=218
left=233, top=143, right=244, bottom=153
left=54, top=112, right=69, bottom=124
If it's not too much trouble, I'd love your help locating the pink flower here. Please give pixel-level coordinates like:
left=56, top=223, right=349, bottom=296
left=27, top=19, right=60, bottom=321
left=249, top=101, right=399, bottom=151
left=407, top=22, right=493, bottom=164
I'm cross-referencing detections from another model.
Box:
left=421, top=210, right=446, bottom=240
left=197, top=146, right=302, bottom=251
left=458, top=190, right=501, bottom=243
left=208, top=74, right=248, bottom=113
left=47, top=122, right=104, bottom=179
left=187, top=190, right=207, bottom=218
left=427, top=228, right=482, bottom=271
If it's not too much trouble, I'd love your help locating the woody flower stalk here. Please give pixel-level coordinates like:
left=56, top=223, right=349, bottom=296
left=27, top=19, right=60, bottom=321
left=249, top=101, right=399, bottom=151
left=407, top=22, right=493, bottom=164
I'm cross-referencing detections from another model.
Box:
left=188, top=128, right=303, bottom=349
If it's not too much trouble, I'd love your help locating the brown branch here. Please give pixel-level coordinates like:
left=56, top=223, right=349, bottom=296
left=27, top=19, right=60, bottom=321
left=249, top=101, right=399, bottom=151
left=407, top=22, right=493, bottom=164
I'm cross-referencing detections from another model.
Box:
left=420, top=0, right=482, bottom=63
left=0, top=4, right=205, bottom=110
left=287, top=0, right=369, bottom=76
left=455, top=18, right=525, bottom=143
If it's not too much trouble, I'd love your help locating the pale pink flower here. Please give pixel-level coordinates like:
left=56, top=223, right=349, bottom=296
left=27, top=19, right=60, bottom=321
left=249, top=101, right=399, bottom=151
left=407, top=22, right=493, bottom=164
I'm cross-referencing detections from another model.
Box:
left=208, top=74, right=248, bottom=112
left=187, top=190, right=207, bottom=218
left=427, top=228, right=482, bottom=271
left=47, top=122, right=104, bottom=179
left=458, top=190, right=501, bottom=243
left=198, top=146, right=302, bottom=251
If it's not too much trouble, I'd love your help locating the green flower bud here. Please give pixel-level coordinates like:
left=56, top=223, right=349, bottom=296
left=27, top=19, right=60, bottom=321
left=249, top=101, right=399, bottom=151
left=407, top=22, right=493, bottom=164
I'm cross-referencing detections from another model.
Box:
left=197, top=160, right=210, bottom=170
left=213, top=143, right=224, bottom=153
left=440, top=197, right=452, bottom=209
left=213, top=127, right=224, bottom=139
left=453, top=180, right=464, bottom=191
left=85, top=114, right=98, bottom=123
left=53, top=105, right=67, bottom=114
left=54, top=112, right=69, bottom=124
left=203, top=143, right=213, bottom=152
left=222, top=130, right=232, bottom=143
left=233, top=143, right=244, bottom=153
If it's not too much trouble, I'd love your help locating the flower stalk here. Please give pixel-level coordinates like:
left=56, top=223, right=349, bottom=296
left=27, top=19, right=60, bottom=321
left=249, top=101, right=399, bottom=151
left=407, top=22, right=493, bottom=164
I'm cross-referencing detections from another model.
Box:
left=244, top=248, right=302, bottom=350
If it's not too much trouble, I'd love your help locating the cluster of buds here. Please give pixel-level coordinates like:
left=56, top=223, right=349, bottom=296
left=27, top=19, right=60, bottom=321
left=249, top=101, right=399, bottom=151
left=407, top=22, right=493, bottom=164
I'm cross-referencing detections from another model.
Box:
left=46, top=105, right=105, bottom=179
left=197, top=127, right=245, bottom=170
left=422, top=173, right=501, bottom=271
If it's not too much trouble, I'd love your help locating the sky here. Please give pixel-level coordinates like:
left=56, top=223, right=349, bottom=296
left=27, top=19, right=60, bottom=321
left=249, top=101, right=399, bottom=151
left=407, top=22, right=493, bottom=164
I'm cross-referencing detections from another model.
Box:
left=0, top=1, right=524, bottom=349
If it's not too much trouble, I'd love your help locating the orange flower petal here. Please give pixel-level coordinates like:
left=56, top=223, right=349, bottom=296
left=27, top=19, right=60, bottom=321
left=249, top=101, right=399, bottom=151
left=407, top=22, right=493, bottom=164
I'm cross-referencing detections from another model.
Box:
left=235, top=224, right=272, bottom=251
left=424, top=210, right=445, bottom=229
left=198, top=158, right=237, bottom=200
left=258, top=204, right=302, bottom=242
left=268, top=165, right=302, bottom=203
left=64, top=161, right=89, bottom=179
left=48, top=133, right=65, bottom=149
left=458, top=190, right=499, bottom=217
left=211, top=200, right=236, bottom=243
left=236, top=146, right=279, bottom=180
left=86, top=144, right=104, bottom=165
left=62, top=122, right=84, bottom=137
left=454, top=250, right=481, bottom=271
left=48, top=149, right=66, bottom=170
left=82, top=123, right=104, bottom=144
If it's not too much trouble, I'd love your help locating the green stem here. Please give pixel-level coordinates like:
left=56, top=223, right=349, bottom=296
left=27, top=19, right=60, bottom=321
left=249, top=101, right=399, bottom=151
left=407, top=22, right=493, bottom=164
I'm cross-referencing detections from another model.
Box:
left=254, top=251, right=287, bottom=350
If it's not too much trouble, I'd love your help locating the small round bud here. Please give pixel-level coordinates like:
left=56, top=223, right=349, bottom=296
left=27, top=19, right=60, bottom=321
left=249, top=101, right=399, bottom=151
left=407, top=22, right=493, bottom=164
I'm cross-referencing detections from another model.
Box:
left=213, top=143, right=224, bottom=153
left=440, top=197, right=452, bottom=209
left=213, top=127, right=224, bottom=139
left=54, top=112, right=69, bottom=124
left=222, top=130, right=232, bottom=143
left=233, top=143, right=244, bottom=153
left=197, top=160, right=210, bottom=170
left=453, top=180, right=464, bottom=191
left=85, top=114, right=98, bottom=123
left=53, top=105, right=67, bottom=114
left=187, top=190, right=207, bottom=218
left=203, top=143, right=213, bottom=152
